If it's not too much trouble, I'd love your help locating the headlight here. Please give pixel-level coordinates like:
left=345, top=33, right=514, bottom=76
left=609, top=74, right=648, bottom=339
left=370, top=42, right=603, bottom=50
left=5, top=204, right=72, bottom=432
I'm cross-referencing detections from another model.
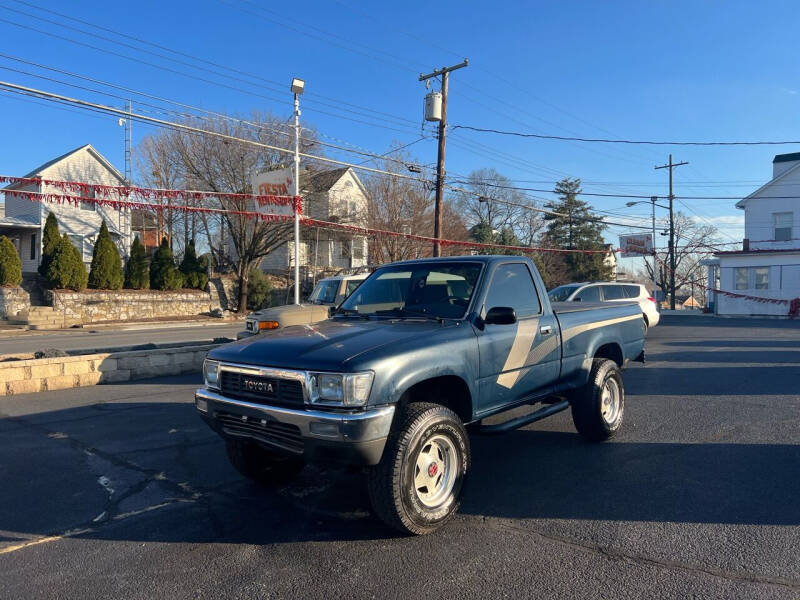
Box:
left=203, top=359, right=220, bottom=389
left=309, top=371, right=374, bottom=407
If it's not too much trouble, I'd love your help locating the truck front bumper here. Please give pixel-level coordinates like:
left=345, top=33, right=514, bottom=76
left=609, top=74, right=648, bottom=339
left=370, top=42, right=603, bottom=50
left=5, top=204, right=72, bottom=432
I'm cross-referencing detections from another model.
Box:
left=195, top=388, right=395, bottom=466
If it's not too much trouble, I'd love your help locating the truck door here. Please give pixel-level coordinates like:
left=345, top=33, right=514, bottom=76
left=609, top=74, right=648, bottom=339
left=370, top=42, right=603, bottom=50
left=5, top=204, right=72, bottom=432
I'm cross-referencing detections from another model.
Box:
left=475, top=262, right=561, bottom=415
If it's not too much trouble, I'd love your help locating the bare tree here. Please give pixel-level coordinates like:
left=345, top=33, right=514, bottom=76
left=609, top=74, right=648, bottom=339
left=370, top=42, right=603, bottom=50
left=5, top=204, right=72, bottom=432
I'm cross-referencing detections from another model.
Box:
left=363, top=149, right=467, bottom=263
left=136, top=112, right=315, bottom=311
left=453, top=168, right=528, bottom=232
left=642, top=212, right=719, bottom=301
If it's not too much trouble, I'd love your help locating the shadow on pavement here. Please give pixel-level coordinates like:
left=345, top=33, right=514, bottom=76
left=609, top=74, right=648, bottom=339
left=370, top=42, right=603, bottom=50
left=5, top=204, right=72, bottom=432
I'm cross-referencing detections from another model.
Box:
left=2, top=393, right=799, bottom=547
left=663, top=340, right=800, bottom=349
left=650, top=350, right=800, bottom=364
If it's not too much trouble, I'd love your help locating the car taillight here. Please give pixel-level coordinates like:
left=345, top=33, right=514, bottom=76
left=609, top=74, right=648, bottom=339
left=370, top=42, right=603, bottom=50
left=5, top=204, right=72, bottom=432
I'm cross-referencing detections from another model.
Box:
left=647, top=297, right=656, bottom=303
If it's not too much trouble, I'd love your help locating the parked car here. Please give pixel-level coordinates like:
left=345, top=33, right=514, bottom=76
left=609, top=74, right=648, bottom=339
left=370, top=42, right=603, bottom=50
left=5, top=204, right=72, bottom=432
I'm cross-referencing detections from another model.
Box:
left=548, top=282, right=660, bottom=333
left=236, top=271, right=369, bottom=339
left=198, top=256, right=645, bottom=534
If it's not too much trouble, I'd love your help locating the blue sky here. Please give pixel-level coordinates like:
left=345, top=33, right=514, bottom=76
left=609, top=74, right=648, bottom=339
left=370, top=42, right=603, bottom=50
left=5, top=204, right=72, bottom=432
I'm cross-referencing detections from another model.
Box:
left=2, top=0, right=799, bottom=252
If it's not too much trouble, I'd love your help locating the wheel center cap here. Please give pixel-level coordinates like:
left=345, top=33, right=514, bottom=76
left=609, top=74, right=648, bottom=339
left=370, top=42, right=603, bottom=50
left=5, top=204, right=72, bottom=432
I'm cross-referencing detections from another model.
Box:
left=428, top=462, right=438, bottom=477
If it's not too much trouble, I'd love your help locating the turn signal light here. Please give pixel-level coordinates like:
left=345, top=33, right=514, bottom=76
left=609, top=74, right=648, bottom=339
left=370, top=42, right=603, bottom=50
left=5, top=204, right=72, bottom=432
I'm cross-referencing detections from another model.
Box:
left=258, top=321, right=280, bottom=330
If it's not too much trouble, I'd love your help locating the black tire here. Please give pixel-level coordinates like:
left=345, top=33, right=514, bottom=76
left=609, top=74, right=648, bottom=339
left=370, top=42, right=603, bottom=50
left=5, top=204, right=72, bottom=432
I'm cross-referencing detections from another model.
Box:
left=642, top=315, right=649, bottom=336
left=225, top=439, right=305, bottom=485
left=367, top=402, right=469, bottom=535
left=570, top=358, right=625, bottom=442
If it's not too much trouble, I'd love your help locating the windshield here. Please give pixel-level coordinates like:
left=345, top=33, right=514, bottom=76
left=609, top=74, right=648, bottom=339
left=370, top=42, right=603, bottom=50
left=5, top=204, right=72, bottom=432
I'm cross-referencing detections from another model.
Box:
left=308, top=279, right=339, bottom=304
left=338, top=262, right=483, bottom=319
left=548, top=284, right=581, bottom=303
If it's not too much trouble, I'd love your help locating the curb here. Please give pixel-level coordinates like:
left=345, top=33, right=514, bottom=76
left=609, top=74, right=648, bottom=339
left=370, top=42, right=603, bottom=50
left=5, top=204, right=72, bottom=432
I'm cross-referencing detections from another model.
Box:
left=0, top=343, right=220, bottom=396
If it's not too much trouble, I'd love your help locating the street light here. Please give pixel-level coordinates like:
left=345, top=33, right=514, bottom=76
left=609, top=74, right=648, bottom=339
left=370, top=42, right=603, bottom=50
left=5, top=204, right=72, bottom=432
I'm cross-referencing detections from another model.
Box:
left=291, top=77, right=305, bottom=305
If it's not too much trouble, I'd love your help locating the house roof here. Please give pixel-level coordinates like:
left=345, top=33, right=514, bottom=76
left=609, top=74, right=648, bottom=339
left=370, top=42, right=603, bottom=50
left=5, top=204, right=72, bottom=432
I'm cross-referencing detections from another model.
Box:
left=773, top=152, right=800, bottom=164
left=302, top=167, right=351, bottom=194
left=737, top=152, right=800, bottom=209
left=0, top=215, right=41, bottom=229
left=2, top=144, right=126, bottom=191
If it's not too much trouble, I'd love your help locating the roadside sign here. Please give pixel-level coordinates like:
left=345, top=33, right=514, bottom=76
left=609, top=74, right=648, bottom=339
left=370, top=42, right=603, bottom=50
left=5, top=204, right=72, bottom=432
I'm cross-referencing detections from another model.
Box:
left=251, top=167, right=294, bottom=216
left=619, top=233, right=653, bottom=258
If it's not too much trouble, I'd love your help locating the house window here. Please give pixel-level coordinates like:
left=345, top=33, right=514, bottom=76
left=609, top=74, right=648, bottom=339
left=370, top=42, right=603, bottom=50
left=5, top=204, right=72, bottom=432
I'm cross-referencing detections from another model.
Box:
left=353, top=240, right=364, bottom=260
left=80, top=188, right=96, bottom=212
left=30, top=233, right=36, bottom=260
left=774, top=212, right=792, bottom=241
left=735, top=267, right=748, bottom=290
left=340, top=241, right=351, bottom=259
left=754, top=267, right=769, bottom=290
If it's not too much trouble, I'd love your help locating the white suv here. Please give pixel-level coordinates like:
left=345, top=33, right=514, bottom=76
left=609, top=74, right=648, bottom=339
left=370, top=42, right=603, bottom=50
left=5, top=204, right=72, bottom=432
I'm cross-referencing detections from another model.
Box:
left=548, top=282, right=660, bottom=333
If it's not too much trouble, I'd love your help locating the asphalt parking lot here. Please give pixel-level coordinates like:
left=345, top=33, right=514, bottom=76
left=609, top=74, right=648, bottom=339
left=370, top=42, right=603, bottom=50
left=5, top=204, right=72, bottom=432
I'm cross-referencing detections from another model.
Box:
left=1, top=314, right=799, bottom=599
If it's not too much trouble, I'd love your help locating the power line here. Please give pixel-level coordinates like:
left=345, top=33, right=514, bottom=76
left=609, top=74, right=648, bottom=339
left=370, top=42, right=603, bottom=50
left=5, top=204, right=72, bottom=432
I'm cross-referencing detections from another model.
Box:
left=452, top=125, right=800, bottom=147
left=0, top=14, right=419, bottom=135
left=0, top=57, right=428, bottom=170
left=0, top=79, right=432, bottom=184
left=11, top=0, right=419, bottom=128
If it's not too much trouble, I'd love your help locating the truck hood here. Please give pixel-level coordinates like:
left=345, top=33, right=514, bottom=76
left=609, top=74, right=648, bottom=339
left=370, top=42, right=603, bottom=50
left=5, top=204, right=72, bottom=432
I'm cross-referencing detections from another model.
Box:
left=210, top=317, right=445, bottom=371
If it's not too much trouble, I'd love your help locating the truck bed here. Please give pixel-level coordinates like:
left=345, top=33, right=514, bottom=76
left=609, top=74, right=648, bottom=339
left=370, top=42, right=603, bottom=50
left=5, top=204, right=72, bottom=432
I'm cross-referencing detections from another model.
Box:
left=551, top=301, right=638, bottom=314
left=552, top=301, right=645, bottom=384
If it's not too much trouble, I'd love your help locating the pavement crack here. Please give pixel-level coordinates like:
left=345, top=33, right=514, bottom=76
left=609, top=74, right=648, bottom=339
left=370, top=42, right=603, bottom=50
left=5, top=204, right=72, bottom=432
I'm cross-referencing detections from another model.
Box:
left=487, top=519, right=800, bottom=591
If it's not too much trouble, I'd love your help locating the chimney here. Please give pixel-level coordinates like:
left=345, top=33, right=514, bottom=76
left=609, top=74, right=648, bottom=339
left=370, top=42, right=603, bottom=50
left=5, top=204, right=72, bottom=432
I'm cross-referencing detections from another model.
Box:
left=742, top=238, right=750, bottom=251
left=772, top=152, right=800, bottom=178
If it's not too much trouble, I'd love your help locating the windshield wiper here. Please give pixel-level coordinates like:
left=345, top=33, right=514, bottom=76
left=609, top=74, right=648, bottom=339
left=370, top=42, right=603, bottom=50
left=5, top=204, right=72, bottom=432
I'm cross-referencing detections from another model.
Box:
left=374, top=308, right=445, bottom=322
left=333, top=308, right=371, bottom=319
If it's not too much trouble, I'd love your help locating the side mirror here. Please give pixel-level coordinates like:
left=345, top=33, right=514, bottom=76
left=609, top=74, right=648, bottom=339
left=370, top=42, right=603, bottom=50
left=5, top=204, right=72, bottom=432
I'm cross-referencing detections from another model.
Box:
left=484, top=306, right=517, bottom=325
left=573, top=297, right=582, bottom=302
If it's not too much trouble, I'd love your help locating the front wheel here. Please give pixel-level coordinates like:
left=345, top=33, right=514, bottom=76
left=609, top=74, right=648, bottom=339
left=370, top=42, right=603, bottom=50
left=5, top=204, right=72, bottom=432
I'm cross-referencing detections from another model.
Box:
left=368, top=402, right=469, bottom=535
left=570, top=358, right=625, bottom=442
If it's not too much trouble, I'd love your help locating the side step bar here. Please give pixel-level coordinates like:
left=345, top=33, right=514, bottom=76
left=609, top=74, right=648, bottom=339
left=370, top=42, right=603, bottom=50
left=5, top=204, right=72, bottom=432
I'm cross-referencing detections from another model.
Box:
left=476, top=399, right=570, bottom=435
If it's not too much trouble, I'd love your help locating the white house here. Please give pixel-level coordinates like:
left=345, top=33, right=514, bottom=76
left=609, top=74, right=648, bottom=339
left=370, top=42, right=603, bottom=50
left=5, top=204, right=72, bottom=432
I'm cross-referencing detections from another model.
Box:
left=257, top=166, right=369, bottom=273
left=705, top=152, right=800, bottom=316
left=1, top=144, right=132, bottom=272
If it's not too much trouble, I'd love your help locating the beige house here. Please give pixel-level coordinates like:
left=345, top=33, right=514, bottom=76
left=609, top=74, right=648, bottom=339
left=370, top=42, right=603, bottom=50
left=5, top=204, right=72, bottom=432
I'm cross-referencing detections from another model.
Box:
left=1, top=144, right=132, bottom=272
left=259, top=167, right=369, bottom=273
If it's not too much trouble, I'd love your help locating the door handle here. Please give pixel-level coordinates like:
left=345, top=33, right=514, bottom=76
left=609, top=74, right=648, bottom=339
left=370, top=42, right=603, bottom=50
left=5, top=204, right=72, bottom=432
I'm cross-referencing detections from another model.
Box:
left=540, top=325, right=553, bottom=335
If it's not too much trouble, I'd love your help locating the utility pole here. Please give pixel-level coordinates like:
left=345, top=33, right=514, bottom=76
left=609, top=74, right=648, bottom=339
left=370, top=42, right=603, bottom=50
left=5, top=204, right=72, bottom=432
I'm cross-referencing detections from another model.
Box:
left=650, top=196, right=657, bottom=301
left=419, top=59, right=468, bottom=257
left=290, top=78, right=305, bottom=305
left=655, top=154, right=688, bottom=310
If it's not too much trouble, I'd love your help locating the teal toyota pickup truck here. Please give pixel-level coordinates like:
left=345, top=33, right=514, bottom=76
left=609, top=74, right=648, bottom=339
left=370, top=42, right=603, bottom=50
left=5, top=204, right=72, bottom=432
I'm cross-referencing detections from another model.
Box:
left=196, top=256, right=645, bottom=534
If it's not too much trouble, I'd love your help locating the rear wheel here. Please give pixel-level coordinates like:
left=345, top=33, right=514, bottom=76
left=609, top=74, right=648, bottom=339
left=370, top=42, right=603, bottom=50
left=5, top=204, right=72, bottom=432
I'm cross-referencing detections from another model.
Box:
left=225, top=440, right=305, bottom=485
left=368, top=402, right=469, bottom=535
left=570, top=358, right=625, bottom=442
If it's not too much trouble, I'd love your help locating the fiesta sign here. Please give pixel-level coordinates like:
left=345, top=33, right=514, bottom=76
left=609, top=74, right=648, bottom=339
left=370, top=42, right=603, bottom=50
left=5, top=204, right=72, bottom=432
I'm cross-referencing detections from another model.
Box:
left=619, top=234, right=653, bottom=258
left=251, top=168, right=294, bottom=215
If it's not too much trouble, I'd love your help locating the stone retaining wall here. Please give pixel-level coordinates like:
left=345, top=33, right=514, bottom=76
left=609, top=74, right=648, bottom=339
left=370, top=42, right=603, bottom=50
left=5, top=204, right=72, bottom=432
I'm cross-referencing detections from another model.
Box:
left=0, top=343, right=218, bottom=396
left=48, top=289, right=216, bottom=323
left=0, top=287, right=30, bottom=319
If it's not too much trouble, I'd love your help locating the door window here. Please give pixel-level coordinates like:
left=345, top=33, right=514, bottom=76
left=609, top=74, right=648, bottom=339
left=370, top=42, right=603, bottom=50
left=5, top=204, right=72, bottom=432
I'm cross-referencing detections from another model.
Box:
left=484, top=263, right=541, bottom=318
left=623, top=285, right=641, bottom=298
left=575, top=286, right=601, bottom=302
left=602, top=285, right=627, bottom=300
